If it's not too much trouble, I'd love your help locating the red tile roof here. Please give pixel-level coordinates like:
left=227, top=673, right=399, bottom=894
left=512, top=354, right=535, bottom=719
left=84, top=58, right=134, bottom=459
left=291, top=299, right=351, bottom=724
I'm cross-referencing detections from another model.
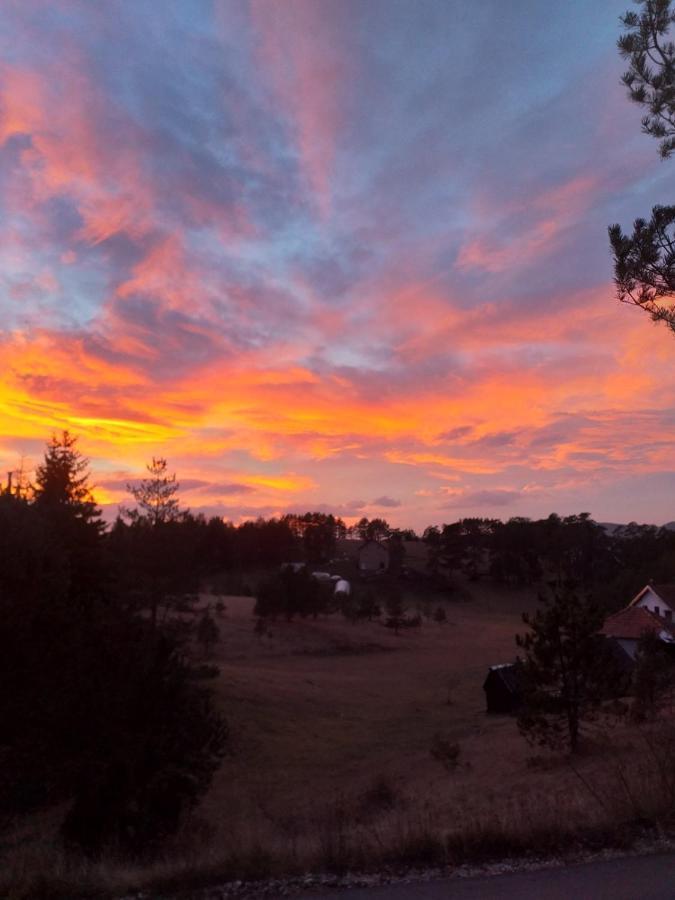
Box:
left=601, top=606, right=675, bottom=641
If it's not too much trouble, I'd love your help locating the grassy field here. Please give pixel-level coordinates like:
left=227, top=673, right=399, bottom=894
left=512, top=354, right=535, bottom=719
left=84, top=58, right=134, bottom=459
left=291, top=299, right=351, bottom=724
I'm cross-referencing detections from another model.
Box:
left=5, top=576, right=675, bottom=897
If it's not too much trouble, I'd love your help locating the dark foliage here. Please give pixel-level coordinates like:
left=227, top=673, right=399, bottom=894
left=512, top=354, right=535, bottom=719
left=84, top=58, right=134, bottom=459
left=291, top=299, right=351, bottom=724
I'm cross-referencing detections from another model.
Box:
left=354, top=516, right=391, bottom=541
left=125, top=457, right=182, bottom=526
left=618, top=0, right=675, bottom=159
left=429, top=733, right=461, bottom=771
left=32, top=430, right=106, bottom=610
left=0, top=438, right=227, bottom=857
left=197, top=608, right=221, bottom=657
left=254, top=566, right=325, bottom=621
left=425, top=512, right=623, bottom=594
left=631, top=630, right=675, bottom=719
left=282, top=512, right=346, bottom=563
left=383, top=586, right=407, bottom=634
left=609, top=206, right=675, bottom=330
left=610, top=1, right=675, bottom=330
left=516, top=582, right=626, bottom=753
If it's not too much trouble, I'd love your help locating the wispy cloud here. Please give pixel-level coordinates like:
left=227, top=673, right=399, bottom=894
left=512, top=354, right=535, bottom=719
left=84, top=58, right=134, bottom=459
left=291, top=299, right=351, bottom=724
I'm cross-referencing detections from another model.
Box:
left=1, top=1, right=674, bottom=528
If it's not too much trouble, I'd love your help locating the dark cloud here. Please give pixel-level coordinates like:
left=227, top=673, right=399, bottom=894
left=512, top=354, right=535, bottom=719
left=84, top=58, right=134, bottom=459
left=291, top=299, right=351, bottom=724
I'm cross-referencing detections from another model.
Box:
left=437, top=426, right=473, bottom=441
left=371, top=496, right=401, bottom=508
left=442, top=489, right=521, bottom=509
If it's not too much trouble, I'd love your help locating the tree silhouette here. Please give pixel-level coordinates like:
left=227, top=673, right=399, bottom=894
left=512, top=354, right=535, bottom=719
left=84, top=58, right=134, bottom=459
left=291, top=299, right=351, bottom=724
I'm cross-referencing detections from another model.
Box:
left=1, top=435, right=228, bottom=854
left=33, top=430, right=102, bottom=530
left=126, top=457, right=182, bottom=525
left=516, top=582, right=621, bottom=753
left=197, top=608, right=220, bottom=657
left=619, top=0, right=675, bottom=159
left=610, top=1, right=675, bottom=331
left=32, top=431, right=104, bottom=609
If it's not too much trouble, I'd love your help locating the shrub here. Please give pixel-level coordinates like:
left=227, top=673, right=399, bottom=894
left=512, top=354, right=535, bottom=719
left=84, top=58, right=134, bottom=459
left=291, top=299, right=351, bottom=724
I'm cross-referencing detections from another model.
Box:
left=359, top=775, right=399, bottom=814
left=430, top=733, right=461, bottom=771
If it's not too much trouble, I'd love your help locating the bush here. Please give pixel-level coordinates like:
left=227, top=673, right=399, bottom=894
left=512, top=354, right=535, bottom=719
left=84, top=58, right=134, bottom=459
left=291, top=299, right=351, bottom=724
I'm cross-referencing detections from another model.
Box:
left=60, top=629, right=228, bottom=854
left=430, top=733, right=461, bottom=771
left=191, top=663, right=221, bottom=680
left=197, top=610, right=220, bottom=657
left=359, top=775, right=399, bottom=814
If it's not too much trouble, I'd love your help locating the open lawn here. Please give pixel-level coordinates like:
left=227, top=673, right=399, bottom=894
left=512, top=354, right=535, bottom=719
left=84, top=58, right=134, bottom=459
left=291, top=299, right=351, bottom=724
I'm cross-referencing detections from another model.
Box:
left=5, top=578, right=675, bottom=897
left=206, top=580, right=540, bottom=833
left=195, top=579, right=667, bottom=870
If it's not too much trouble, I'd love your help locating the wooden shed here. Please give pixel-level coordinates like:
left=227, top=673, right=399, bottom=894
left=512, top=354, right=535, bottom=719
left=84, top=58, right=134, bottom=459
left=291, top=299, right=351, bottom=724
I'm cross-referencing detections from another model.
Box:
left=483, top=663, right=523, bottom=714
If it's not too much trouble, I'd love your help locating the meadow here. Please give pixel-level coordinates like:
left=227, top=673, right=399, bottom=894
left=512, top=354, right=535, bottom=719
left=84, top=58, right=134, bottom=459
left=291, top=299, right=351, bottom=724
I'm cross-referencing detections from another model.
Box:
left=6, top=574, right=675, bottom=898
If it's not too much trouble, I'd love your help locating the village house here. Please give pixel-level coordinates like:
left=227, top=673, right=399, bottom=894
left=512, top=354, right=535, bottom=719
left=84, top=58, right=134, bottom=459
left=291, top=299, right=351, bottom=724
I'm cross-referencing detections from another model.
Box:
left=601, top=584, right=675, bottom=659
left=358, top=539, right=389, bottom=574
left=627, top=583, right=675, bottom=623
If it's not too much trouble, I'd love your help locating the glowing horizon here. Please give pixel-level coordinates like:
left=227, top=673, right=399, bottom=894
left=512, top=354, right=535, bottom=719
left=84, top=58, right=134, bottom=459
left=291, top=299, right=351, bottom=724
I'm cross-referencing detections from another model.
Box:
left=2, top=0, right=675, bottom=530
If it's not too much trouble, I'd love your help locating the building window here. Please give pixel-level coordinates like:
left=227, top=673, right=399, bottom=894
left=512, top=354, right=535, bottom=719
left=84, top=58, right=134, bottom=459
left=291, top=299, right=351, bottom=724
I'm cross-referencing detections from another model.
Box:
left=654, top=606, right=660, bottom=616
left=666, top=610, right=673, bottom=622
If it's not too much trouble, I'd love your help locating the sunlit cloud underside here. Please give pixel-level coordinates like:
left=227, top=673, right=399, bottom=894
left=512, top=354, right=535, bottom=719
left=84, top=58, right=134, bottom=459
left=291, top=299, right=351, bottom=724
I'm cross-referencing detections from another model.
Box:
left=2, top=0, right=675, bottom=528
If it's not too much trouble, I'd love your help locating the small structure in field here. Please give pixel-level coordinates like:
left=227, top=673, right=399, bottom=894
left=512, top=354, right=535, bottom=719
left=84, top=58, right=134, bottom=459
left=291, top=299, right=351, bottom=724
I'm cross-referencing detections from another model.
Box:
left=628, top=583, right=675, bottom=623
left=483, top=663, right=523, bottom=714
left=334, top=579, right=351, bottom=597
left=358, top=540, right=389, bottom=573
left=280, top=562, right=306, bottom=574
left=311, top=571, right=333, bottom=583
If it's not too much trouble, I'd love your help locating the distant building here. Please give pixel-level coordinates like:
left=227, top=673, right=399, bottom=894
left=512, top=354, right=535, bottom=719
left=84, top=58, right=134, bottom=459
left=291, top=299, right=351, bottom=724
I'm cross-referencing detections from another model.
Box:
left=311, top=571, right=333, bottom=583
left=358, top=540, right=389, bottom=573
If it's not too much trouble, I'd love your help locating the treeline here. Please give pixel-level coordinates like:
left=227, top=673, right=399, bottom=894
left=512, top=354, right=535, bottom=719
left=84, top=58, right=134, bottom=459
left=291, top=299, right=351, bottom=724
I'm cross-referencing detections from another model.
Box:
left=107, top=510, right=412, bottom=583
left=425, top=514, right=675, bottom=608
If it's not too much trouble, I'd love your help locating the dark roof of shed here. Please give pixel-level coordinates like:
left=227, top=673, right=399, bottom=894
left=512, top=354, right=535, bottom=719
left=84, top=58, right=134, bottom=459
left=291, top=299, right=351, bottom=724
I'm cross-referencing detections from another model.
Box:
left=484, top=663, right=522, bottom=694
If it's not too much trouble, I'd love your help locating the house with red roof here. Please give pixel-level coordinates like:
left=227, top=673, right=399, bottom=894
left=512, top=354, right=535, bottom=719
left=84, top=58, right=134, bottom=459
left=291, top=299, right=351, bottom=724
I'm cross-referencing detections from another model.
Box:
left=628, top=583, right=675, bottom=624
left=601, top=589, right=675, bottom=659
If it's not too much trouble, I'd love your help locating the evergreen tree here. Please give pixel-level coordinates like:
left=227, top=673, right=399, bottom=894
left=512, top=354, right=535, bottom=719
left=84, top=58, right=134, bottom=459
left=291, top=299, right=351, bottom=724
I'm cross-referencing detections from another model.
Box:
left=609, top=1, right=675, bottom=331
left=126, top=457, right=182, bottom=526
left=32, top=431, right=104, bottom=608
left=119, top=459, right=199, bottom=627
left=33, top=431, right=102, bottom=530
left=632, top=630, right=675, bottom=719
left=516, top=582, right=622, bottom=753
left=0, top=449, right=228, bottom=855
left=197, top=608, right=220, bottom=657
left=618, top=0, right=675, bottom=159
left=384, top=587, right=406, bottom=635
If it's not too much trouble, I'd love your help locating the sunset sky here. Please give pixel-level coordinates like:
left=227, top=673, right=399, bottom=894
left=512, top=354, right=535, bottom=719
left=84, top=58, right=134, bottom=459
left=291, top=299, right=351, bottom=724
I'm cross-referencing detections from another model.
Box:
left=2, top=0, right=675, bottom=530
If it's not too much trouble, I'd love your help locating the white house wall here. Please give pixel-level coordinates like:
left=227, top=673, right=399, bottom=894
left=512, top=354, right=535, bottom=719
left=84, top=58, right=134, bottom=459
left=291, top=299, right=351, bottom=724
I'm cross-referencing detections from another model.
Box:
left=635, top=587, right=675, bottom=620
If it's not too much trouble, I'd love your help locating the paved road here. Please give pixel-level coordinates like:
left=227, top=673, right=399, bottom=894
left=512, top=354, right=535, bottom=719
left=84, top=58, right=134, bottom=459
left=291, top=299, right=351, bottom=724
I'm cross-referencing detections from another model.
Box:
left=303, top=852, right=675, bottom=899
